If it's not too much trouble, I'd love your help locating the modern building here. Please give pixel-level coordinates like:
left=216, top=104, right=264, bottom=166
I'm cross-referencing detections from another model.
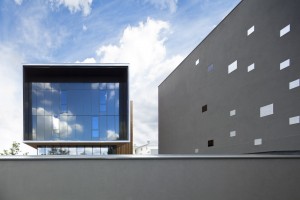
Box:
left=23, top=64, right=133, bottom=155
left=159, top=0, right=300, bottom=154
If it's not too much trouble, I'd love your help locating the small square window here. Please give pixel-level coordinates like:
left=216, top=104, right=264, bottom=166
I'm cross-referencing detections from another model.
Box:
left=254, top=138, right=262, bottom=146
left=202, top=105, right=207, bottom=113
left=289, top=116, right=300, bottom=125
left=208, top=140, right=214, bottom=147
left=195, top=59, right=199, bottom=66
left=280, top=24, right=290, bottom=37
left=280, top=59, right=290, bottom=70
left=260, top=103, right=273, bottom=117
left=230, top=131, right=236, bottom=137
left=208, top=64, right=213, bottom=72
left=194, top=148, right=199, bottom=153
left=247, top=63, right=255, bottom=72
left=230, top=109, right=236, bottom=116
left=247, top=25, right=255, bottom=36
left=289, top=79, right=299, bottom=90
left=228, top=60, right=237, bottom=74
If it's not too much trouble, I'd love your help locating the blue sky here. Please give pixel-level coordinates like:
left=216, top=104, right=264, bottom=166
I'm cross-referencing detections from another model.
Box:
left=0, top=0, right=240, bottom=154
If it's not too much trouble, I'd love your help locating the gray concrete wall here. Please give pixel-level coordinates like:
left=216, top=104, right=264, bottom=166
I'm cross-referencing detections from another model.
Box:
left=159, top=0, right=300, bottom=154
left=0, top=155, right=300, bottom=200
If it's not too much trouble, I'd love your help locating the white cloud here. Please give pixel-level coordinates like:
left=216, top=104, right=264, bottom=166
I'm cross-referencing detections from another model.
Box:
left=145, top=0, right=178, bottom=13
left=91, top=83, right=99, bottom=89
left=33, top=107, right=83, bottom=139
left=16, top=4, right=68, bottom=60
left=76, top=57, right=96, bottom=63
left=0, top=45, right=36, bottom=154
left=50, top=0, right=93, bottom=16
left=107, top=130, right=119, bottom=140
left=95, top=18, right=184, bottom=145
left=14, top=0, right=23, bottom=5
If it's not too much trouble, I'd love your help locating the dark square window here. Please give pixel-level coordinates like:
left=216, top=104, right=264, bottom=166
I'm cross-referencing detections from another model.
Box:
left=208, top=64, right=213, bottom=72
left=208, top=140, right=214, bottom=147
left=202, top=105, right=207, bottom=113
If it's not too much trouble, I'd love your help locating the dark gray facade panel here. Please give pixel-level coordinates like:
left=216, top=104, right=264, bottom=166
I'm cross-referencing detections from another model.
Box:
left=159, top=0, right=300, bottom=154
left=0, top=156, right=300, bottom=200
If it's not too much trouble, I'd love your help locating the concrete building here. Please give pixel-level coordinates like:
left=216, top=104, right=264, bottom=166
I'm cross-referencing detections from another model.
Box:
left=159, top=0, right=300, bottom=154
left=23, top=64, right=133, bottom=155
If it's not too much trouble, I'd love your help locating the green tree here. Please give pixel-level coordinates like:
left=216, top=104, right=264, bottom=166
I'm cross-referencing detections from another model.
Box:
left=0, top=141, right=27, bottom=155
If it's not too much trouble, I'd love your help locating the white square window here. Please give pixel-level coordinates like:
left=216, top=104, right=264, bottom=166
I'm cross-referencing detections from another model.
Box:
left=289, top=116, right=300, bottom=125
left=228, top=60, right=237, bottom=74
left=195, top=59, right=199, bottom=66
left=230, top=131, right=236, bottom=137
left=289, top=79, right=299, bottom=90
left=194, top=148, right=199, bottom=153
left=280, top=24, right=290, bottom=37
left=230, top=109, right=236, bottom=116
left=247, top=63, right=255, bottom=72
left=280, top=59, right=290, bottom=70
left=260, top=103, right=273, bottom=117
left=254, top=138, right=262, bottom=146
left=247, top=26, right=255, bottom=36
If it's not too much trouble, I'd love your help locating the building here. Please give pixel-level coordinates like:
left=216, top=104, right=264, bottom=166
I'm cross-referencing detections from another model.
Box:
left=23, top=64, right=133, bottom=155
left=134, top=141, right=158, bottom=155
left=159, top=0, right=300, bottom=154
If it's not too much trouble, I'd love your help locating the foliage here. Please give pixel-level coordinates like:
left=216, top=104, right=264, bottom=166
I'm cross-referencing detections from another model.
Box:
left=0, top=141, right=27, bottom=155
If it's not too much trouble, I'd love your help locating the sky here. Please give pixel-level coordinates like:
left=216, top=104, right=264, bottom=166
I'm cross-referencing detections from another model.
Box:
left=0, top=0, right=240, bottom=155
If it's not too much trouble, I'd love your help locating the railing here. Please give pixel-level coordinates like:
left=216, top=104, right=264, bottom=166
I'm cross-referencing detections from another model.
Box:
left=0, top=155, right=299, bottom=200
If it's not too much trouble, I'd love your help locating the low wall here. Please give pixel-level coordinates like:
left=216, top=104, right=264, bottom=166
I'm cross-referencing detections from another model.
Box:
left=0, top=155, right=299, bottom=200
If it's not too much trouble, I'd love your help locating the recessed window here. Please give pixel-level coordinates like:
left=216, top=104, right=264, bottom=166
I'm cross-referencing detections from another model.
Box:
left=202, top=105, right=207, bottom=113
left=195, top=59, right=199, bottom=66
left=260, top=103, right=273, bottom=117
left=247, top=25, right=255, bottom=36
left=230, top=131, right=236, bottom=137
left=247, top=63, right=255, bottom=72
left=280, top=59, right=290, bottom=70
left=280, top=24, right=290, bottom=37
left=230, top=109, right=236, bottom=116
left=254, top=138, right=262, bottom=145
left=208, top=140, right=214, bottom=147
left=208, top=64, right=213, bottom=72
left=289, top=79, right=299, bottom=90
left=228, top=60, right=237, bottom=74
left=289, top=116, right=300, bottom=125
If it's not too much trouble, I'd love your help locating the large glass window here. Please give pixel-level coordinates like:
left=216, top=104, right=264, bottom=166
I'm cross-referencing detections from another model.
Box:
left=37, top=146, right=116, bottom=155
left=31, top=82, right=124, bottom=141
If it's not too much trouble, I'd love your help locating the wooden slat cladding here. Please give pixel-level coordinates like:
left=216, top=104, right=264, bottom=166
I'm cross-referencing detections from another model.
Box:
left=116, top=100, right=133, bottom=154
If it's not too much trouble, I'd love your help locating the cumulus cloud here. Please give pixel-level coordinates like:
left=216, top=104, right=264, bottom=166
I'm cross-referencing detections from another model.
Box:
left=50, top=0, right=93, bottom=16
left=95, top=18, right=184, bottom=145
left=33, top=107, right=83, bottom=138
left=145, top=0, right=178, bottom=13
left=107, top=130, right=119, bottom=141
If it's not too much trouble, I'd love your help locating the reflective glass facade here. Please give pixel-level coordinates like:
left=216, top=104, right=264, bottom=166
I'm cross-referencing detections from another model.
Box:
left=23, top=65, right=129, bottom=154
left=37, top=146, right=116, bottom=155
left=31, top=82, right=123, bottom=141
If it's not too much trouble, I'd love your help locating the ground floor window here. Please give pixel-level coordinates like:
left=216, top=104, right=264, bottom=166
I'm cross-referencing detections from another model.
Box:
left=37, top=145, right=116, bottom=155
